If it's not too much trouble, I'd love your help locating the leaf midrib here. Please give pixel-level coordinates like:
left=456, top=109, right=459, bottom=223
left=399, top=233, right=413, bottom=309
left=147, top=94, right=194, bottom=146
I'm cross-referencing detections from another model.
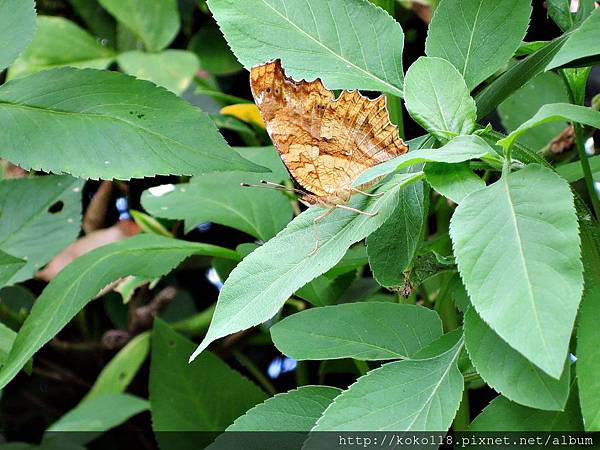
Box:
left=258, top=0, right=403, bottom=96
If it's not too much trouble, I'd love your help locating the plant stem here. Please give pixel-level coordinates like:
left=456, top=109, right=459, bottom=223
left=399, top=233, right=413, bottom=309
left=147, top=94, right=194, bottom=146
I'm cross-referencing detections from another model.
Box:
left=453, top=391, right=471, bottom=431
left=379, top=0, right=406, bottom=138
left=295, top=360, right=310, bottom=386
left=574, top=124, right=600, bottom=220
left=353, top=359, right=369, bottom=376
left=233, top=350, right=277, bottom=396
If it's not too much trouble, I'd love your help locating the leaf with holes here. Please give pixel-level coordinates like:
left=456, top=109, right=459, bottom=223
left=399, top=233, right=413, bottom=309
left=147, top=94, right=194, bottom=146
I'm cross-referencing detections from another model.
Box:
left=0, top=68, right=265, bottom=179
left=0, top=175, right=83, bottom=284
left=208, top=0, right=404, bottom=96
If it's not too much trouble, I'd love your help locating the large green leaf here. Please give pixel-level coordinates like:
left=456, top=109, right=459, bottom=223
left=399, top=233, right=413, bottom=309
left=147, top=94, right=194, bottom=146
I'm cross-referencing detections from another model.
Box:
left=0, top=68, right=264, bottom=179
left=0, top=251, right=25, bottom=289
left=354, top=135, right=496, bottom=187
left=8, top=16, right=116, bottom=80
left=309, top=337, right=464, bottom=431
left=191, top=172, right=423, bottom=361
left=82, top=332, right=150, bottom=402
left=474, top=36, right=569, bottom=120
left=98, top=0, right=179, bottom=52
left=0, top=175, right=83, bottom=284
left=469, top=391, right=583, bottom=431
left=117, top=50, right=199, bottom=95
left=0, top=234, right=239, bottom=391
left=498, top=104, right=600, bottom=151
left=0, top=0, right=36, bottom=71
left=424, top=163, right=485, bottom=204
left=498, top=72, right=570, bottom=151
left=464, top=308, right=570, bottom=411
left=556, top=154, right=600, bottom=183
left=425, top=0, right=532, bottom=90
left=547, top=8, right=600, bottom=69
left=150, top=320, right=266, bottom=448
left=228, top=386, right=340, bottom=431
left=271, top=303, right=443, bottom=360
left=45, top=394, right=148, bottom=434
left=366, top=181, right=424, bottom=287
left=0, top=322, right=17, bottom=367
left=404, top=57, right=476, bottom=142
left=142, top=147, right=293, bottom=241
left=208, top=0, right=404, bottom=96
left=450, top=164, right=583, bottom=378
left=577, top=221, right=600, bottom=431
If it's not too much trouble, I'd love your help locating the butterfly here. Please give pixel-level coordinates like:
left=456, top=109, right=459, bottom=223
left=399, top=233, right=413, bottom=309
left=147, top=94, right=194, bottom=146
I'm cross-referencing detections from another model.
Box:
left=247, top=59, right=408, bottom=252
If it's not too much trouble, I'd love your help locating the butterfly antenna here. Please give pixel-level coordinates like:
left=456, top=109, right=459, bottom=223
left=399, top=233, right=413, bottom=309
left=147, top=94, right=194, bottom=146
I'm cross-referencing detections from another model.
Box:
left=351, top=187, right=384, bottom=198
left=240, top=180, right=306, bottom=196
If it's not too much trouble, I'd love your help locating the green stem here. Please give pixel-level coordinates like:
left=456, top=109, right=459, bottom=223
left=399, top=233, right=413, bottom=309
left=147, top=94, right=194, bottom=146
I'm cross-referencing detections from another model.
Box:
left=453, top=390, right=471, bottom=431
left=295, top=360, right=310, bottom=386
left=353, top=359, right=369, bottom=376
left=379, top=0, right=405, bottom=138
left=574, top=124, right=600, bottom=220
left=233, top=350, right=277, bottom=396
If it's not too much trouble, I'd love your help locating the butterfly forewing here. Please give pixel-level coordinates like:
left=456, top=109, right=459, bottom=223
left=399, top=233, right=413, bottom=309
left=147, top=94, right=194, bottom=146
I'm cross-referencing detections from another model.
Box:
left=250, top=59, right=408, bottom=205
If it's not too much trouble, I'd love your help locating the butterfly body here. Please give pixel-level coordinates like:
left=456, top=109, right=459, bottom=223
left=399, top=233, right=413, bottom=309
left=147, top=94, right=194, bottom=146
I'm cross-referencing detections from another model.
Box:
left=250, top=60, right=408, bottom=208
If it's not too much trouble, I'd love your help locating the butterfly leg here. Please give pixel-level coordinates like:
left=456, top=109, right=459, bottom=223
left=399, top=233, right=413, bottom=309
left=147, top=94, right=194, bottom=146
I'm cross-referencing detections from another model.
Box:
left=351, top=187, right=384, bottom=198
left=308, top=207, right=335, bottom=257
left=336, top=204, right=378, bottom=217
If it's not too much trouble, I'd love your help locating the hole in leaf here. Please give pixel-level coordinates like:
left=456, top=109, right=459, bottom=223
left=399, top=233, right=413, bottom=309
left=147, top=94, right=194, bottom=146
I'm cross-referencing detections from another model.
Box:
left=48, top=201, right=64, bottom=214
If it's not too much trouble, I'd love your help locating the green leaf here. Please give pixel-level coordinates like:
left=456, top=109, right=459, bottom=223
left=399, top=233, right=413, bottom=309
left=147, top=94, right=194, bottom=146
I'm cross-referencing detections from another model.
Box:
left=498, top=104, right=600, bottom=151
left=227, top=386, right=340, bottom=431
left=150, top=320, right=266, bottom=448
left=117, top=50, right=199, bottom=94
left=577, top=220, right=600, bottom=431
left=0, top=322, right=17, bottom=367
left=547, top=8, right=600, bottom=70
left=0, top=0, right=36, bottom=71
left=208, top=0, right=404, bottom=96
left=354, top=135, right=495, bottom=187
left=498, top=72, right=570, bottom=151
left=578, top=287, right=600, bottom=431
left=271, top=303, right=443, bottom=361
left=0, top=234, right=239, bottom=391
left=557, top=154, right=600, bottom=183
left=189, top=21, right=242, bottom=76
left=0, top=251, right=25, bottom=289
left=295, top=271, right=355, bottom=307
left=425, top=0, right=532, bottom=90
left=68, top=0, right=116, bottom=44
left=474, top=36, right=569, bottom=120
left=142, top=147, right=293, bottom=241
left=404, top=57, right=476, bottom=141
left=0, top=68, right=265, bottom=179
left=425, top=162, right=485, bottom=204
left=547, top=0, right=574, bottom=31
left=469, top=391, right=583, bottom=431
left=366, top=181, right=424, bottom=287
left=450, top=164, right=583, bottom=378
left=45, top=393, right=148, bottom=435
left=309, top=337, right=464, bottom=431
left=7, top=16, right=116, bottom=80
left=464, top=307, right=570, bottom=411
left=0, top=175, right=83, bottom=284
left=98, top=0, right=179, bottom=52
left=191, top=172, right=423, bottom=361
left=83, top=332, right=150, bottom=402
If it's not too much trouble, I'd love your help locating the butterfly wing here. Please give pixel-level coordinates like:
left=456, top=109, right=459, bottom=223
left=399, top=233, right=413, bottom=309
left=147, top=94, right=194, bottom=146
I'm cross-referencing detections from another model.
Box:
left=250, top=60, right=407, bottom=203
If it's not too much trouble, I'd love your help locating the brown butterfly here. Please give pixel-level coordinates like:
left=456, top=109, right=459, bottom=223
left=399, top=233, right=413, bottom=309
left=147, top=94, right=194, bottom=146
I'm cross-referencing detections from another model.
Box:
left=246, top=59, right=408, bottom=251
